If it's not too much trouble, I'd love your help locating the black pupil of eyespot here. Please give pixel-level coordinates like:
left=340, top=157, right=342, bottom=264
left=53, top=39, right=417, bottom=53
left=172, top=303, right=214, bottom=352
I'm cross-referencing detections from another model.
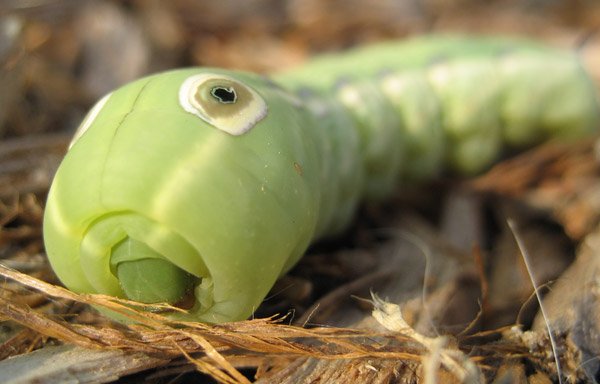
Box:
left=211, top=86, right=237, bottom=104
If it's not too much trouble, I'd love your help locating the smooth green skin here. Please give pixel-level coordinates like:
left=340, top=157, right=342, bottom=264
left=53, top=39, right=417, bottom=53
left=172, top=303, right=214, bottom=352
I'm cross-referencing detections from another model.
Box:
left=277, top=35, right=600, bottom=183
left=43, top=36, right=600, bottom=323
left=112, top=238, right=196, bottom=304
left=44, top=69, right=323, bottom=322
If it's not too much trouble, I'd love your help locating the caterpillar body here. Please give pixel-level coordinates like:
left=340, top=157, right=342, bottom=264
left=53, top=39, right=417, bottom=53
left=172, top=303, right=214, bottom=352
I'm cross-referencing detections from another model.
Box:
left=43, top=35, right=600, bottom=323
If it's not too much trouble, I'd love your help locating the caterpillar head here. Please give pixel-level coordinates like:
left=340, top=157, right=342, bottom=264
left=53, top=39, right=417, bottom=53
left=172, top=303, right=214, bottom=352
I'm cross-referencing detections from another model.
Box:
left=44, top=69, right=319, bottom=323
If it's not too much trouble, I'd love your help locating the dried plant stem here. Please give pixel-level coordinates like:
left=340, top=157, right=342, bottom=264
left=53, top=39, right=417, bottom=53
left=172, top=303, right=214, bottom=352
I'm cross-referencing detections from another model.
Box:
left=507, top=219, right=563, bottom=384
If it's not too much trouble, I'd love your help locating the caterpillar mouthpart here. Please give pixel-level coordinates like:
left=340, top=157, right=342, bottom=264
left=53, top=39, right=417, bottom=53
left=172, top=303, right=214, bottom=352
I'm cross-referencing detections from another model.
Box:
left=111, top=237, right=198, bottom=306
left=77, top=212, right=211, bottom=315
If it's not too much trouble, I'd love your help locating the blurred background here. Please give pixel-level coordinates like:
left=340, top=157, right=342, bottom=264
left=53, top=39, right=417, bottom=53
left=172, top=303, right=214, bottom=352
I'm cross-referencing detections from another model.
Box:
left=2, top=0, right=600, bottom=141
left=2, top=0, right=600, bottom=332
left=0, top=0, right=598, bottom=198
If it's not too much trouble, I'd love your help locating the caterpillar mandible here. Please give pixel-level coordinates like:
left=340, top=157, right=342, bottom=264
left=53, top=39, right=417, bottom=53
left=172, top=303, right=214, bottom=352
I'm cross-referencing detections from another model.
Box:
left=43, top=35, right=600, bottom=323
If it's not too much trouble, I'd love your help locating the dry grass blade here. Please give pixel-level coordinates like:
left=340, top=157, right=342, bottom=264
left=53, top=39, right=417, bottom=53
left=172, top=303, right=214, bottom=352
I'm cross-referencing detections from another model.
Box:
left=0, top=263, right=430, bottom=367
left=0, top=294, right=100, bottom=349
left=181, top=332, right=252, bottom=384
left=507, top=219, right=563, bottom=384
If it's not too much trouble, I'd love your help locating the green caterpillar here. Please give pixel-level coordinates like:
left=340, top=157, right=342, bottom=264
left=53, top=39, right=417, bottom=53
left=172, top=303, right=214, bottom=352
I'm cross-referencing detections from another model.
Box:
left=43, top=35, right=600, bottom=323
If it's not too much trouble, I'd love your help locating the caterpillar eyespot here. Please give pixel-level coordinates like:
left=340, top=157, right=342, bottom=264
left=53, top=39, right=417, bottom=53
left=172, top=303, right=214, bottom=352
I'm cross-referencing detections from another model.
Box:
left=44, top=36, right=600, bottom=323
left=178, top=73, right=268, bottom=136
